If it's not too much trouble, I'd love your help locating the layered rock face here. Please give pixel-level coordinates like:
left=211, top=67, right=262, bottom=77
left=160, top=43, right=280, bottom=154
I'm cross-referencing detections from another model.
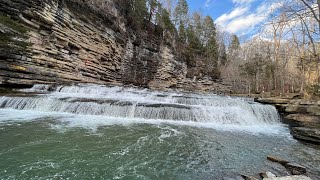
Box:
left=0, top=0, right=225, bottom=92
left=257, top=98, right=320, bottom=144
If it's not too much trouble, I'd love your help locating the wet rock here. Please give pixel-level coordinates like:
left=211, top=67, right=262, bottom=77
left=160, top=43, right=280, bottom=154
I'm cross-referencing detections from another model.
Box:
left=291, top=127, right=320, bottom=143
left=285, top=114, right=320, bottom=125
left=240, top=174, right=259, bottom=180
left=137, top=103, right=191, bottom=109
left=266, top=161, right=291, bottom=177
left=284, top=163, right=307, bottom=175
left=259, top=171, right=276, bottom=178
left=267, top=156, right=290, bottom=166
left=263, top=175, right=311, bottom=180
left=256, top=98, right=291, bottom=104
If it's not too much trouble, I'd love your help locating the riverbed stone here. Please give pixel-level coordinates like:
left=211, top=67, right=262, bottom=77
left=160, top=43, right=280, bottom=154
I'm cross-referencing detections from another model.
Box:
left=267, top=156, right=290, bottom=165
left=291, top=127, right=320, bottom=143
left=259, top=171, right=276, bottom=178
left=284, top=163, right=307, bottom=175
left=240, top=174, right=259, bottom=180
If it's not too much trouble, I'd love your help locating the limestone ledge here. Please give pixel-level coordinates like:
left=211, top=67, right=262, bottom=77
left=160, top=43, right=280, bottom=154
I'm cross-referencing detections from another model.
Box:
left=0, top=0, right=230, bottom=93
left=256, top=97, right=320, bottom=144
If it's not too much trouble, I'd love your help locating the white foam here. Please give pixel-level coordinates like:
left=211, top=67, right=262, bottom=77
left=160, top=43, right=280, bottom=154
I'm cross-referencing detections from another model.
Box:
left=0, top=109, right=290, bottom=136
left=0, top=84, right=285, bottom=135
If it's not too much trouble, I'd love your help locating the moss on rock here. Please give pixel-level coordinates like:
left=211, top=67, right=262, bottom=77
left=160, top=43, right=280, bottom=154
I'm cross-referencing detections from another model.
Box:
left=0, top=12, right=30, bottom=54
left=0, top=12, right=28, bottom=34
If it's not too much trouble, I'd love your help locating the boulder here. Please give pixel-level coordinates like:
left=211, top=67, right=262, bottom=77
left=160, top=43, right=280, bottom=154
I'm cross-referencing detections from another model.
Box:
left=291, top=127, right=320, bottom=143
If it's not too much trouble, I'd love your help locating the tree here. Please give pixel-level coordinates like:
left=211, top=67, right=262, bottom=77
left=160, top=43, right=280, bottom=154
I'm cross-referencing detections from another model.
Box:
left=192, top=12, right=203, bottom=41
left=129, top=0, right=148, bottom=29
left=219, top=43, right=227, bottom=66
left=147, top=0, right=159, bottom=22
left=203, top=16, right=215, bottom=45
left=185, top=24, right=203, bottom=65
left=229, top=34, right=240, bottom=51
left=158, top=7, right=175, bottom=32
left=202, top=16, right=219, bottom=78
left=300, top=0, right=320, bottom=34
left=173, top=0, right=188, bottom=27
left=178, top=21, right=187, bottom=43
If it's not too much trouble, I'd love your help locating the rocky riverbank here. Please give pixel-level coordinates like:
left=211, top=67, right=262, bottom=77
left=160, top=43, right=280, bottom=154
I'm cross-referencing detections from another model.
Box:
left=256, top=98, right=320, bottom=144
left=237, top=155, right=318, bottom=180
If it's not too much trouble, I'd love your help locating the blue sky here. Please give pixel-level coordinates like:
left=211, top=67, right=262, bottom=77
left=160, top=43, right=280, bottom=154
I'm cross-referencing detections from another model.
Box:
left=186, top=0, right=280, bottom=39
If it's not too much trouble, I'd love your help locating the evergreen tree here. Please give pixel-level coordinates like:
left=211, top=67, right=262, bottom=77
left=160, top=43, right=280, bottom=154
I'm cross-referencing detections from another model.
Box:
left=192, top=12, right=203, bottom=41
left=186, top=24, right=202, bottom=54
left=229, top=34, right=240, bottom=51
left=129, top=0, right=148, bottom=29
left=178, top=21, right=186, bottom=43
left=202, top=16, right=215, bottom=46
left=202, top=16, right=219, bottom=78
left=219, top=43, right=227, bottom=66
left=173, top=0, right=189, bottom=27
left=158, top=8, right=175, bottom=32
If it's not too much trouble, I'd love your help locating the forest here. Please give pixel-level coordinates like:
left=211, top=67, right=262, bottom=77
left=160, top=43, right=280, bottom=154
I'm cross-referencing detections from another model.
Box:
left=69, top=0, right=319, bottom=98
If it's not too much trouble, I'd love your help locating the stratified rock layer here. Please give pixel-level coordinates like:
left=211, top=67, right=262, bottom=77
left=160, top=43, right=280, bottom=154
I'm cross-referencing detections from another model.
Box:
left=0, top=0, right=229, bottom=93
left=256, top=98, right=320, bottom=144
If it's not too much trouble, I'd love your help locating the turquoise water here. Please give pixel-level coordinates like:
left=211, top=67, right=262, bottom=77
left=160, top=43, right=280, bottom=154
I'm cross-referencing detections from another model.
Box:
left=0, top=110, right=320, bottom=179
left=0, top=84, right=320, bottom=179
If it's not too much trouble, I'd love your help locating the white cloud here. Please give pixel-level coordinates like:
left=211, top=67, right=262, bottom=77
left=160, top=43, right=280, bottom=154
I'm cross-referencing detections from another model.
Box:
left=216, top=7, right=249, bottom=25
left=232, top=0, right=255, bottom=4
left=215, top=2, right=283, bottom=35
left=205, top=0, right=212, bottom=8
left=225, top=14, right=265, bottom=33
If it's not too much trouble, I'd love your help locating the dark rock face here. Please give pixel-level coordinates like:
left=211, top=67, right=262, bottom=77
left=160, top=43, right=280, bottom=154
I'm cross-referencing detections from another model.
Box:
left=285, top=114, right=320, bottom=127
left=291, top=127, right=320, bottom=144
left=0, top=0, right=229, bottom=92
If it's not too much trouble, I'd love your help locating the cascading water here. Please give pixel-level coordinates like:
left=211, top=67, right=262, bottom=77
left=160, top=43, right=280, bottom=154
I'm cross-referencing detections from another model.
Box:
left=0, top=84, right=280, bottom=129
left=2, top=84, right=320, bottom=179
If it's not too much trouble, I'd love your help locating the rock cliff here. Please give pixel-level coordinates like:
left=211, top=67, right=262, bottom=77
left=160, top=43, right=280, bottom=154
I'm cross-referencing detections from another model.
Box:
left=256, top=98, right=320, bottom=144
left=0, top=0, right=229, bottom=93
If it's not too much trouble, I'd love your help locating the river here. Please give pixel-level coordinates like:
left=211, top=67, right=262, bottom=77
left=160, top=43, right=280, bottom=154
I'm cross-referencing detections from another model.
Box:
left=0, top=84, right=319, bottom=179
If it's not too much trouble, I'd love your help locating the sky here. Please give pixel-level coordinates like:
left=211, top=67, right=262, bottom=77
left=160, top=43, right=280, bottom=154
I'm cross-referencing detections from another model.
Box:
left=186, top=0, right=280, bottom=40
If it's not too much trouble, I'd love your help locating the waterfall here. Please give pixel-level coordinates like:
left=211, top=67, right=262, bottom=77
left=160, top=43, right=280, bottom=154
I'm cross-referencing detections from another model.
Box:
left=0, top=84, right=280, bottom=126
